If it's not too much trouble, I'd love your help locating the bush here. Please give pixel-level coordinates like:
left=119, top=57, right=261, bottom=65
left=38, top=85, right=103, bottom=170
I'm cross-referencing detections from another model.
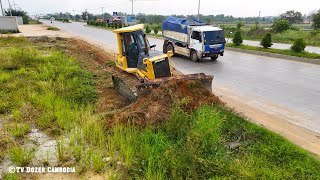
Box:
left=246, top=26, right=268, bottom=37
left=291, top=38, right=306, bottom=52
left=272, top=19, right=290, bottom=33
left=312, top=10, right=320, bottom=29
left=145, top=26, right=151, bottom=34
left=232, top=31, right=243, bottom=46
left=260, top=33, right=273, bottom=48
left=236, top=22, right=244, bottom=30
left=22, top=15, right=29, bottom=24
left=154, top=27, right=159, bottom=34
left=115, top=23, right=118, bottom=29
left=119, top=23, right=123, bottom=28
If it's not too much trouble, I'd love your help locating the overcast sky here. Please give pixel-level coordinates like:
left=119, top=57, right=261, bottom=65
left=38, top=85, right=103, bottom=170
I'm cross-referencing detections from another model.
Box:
left=1, top=0, right=319, bottom=17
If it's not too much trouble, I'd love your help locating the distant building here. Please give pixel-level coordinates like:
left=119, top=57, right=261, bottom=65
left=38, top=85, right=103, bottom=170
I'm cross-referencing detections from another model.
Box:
left=111, top=12, right=138, bottom=25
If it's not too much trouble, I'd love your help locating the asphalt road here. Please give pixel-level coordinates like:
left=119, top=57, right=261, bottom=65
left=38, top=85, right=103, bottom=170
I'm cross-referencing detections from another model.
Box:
left=42, top=20, right=320, bottom=134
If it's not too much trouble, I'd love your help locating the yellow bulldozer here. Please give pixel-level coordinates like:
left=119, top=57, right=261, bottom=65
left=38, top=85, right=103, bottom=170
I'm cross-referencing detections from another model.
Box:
left=112, top=24, right=213, bottom=101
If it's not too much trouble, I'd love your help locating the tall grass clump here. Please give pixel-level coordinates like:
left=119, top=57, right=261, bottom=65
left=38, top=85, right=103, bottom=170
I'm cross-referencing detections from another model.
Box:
left=9, top=146, right=35, bottom=167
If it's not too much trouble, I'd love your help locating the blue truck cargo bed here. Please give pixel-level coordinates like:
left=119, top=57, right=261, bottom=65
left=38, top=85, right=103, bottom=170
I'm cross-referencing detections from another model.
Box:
left=162, top=17, right=207, bottom=34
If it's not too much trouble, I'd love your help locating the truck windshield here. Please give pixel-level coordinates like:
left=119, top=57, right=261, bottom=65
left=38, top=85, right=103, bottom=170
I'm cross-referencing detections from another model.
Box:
left=203, top=30, right=225, bottom=45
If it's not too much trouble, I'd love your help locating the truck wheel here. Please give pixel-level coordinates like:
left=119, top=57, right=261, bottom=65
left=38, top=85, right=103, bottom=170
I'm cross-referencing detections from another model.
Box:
left=210, top=54, right=219, bottom=60
left=166, top=43, right=174, bottom=54
left=190, top=51, right=200, bottom=62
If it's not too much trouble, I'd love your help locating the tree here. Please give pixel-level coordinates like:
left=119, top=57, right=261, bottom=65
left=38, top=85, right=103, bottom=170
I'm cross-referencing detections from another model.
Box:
left=236, top=21, right=244, bottom=29
left=279, top=10, right=303, bottom=24
left=260, top=33, right=273, bottom=48
left=272, top=19, right=290, bottom=33
left=153, top=26, right=158, bottom=34
left=291, top=38, right=306, bottom=52
left=5, top=9, right=29, bottom=24
left=81, top=12, right=95, bottom=21
left=312, top=9, right=320, bottom=29
left=232, top=31, right=243, bottom=46
left=145, top=26, right=151, bottom=34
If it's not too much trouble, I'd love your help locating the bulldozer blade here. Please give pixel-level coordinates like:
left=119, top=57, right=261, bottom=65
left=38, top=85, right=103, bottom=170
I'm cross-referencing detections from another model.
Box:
left=113, top=73, right=213, bottom=101
left=136, top=73, right=213, bottom=97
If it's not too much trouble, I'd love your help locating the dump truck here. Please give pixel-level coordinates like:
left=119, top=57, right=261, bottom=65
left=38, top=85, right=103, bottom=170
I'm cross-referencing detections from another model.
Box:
left=111, top=24, right=213, bottom=101
left=162, top=17, right=226, bottom=62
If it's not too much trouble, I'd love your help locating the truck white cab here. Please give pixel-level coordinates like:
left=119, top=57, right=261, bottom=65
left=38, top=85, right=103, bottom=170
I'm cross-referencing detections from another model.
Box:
left=162, top=17, right=226, bottom=62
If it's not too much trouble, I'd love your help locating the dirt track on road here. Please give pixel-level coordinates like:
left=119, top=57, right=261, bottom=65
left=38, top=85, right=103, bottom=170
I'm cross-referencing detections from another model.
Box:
left=12, top=24, right=320, bottom=157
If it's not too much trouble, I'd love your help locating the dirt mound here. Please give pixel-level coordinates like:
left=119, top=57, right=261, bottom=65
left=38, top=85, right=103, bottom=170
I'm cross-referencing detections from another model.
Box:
left=111, top=79, right=222, bottom=126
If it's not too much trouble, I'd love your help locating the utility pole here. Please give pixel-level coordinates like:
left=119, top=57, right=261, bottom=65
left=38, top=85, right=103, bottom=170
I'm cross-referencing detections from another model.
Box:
left=130, top=0, right=134, bottom=15
left=85, top=9, right=88, bottom=21
left=100, top=7, right=104, bottom=19
left=7, top=0, right=12, bottom=16
left=197, top=0, right=201, bottom=21
left=73, top=10, right=75, bottom=21
left=0, top=0, right=5, bottom=16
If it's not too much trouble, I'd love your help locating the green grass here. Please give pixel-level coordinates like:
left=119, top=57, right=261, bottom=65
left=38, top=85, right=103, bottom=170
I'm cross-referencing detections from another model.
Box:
left=102, top=105, right=320, bottom=179
left=242, top=30, right=320, bottom=47
left=47, top=27, right=60, bottom=31
left=28, top=20, right=42, bottom=24
left=7, top=123, right=31, bottom=139
left=9, top=146, right=35, bottom=167
left=227, top=43, right=320, bottom=59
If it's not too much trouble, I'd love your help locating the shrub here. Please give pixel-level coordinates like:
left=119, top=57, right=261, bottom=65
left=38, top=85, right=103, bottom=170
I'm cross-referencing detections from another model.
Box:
left=22, top=15, right=29, bottom=24
left=260, top=33, right=273, bottom=48
left=154, top=26, right=159, bottom=34
left=291, top=38, right=306, bottom=52
left=145, top=26, right=151, bottom=34
left=119, top=23, right=123, bottom=28
left=312, top=9, right=320, bottom=29
left=272, top=19, right=290, bottom=33
left=232, top=31, right=243, bottom=46
left=246, top=26, right=268, bottom=37
left=236, top=22, right=244, bottom=30
left=115, top=23, right=118, bottom=29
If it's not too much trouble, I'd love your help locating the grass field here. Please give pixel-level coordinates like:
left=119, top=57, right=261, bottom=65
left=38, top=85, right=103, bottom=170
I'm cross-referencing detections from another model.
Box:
left=221, top=23, right=320, bottom=47
left=0, top=37, right=319, bottom=179
left=227, top=43, right=320, bottom=59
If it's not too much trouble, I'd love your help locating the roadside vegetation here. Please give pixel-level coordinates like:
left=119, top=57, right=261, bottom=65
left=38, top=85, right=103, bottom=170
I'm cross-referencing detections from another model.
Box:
left=227, top=43, right=320, bottom=59
left=46, top=26, right=60, bottom=31
left=224, top=10, right=320, bottom=47
left=1, top=36, right=320, bottom=179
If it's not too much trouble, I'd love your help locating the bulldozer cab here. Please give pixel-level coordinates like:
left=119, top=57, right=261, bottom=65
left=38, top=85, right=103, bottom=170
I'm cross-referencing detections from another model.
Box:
left=113, top=24, right=173, bottom=80
left=121, top=30, right=150, bottom=69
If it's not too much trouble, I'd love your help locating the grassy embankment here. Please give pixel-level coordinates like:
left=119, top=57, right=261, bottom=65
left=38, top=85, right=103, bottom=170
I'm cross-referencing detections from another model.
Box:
left=1, top=37, right=320, bottom=179
left=222, top=23, right=320, bottom=47
left=226, top=43, right=320, bottom=59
